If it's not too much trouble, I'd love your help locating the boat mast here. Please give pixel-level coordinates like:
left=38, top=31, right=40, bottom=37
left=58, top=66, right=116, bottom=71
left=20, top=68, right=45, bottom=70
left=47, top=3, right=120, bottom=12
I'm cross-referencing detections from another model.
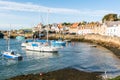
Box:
left=104, top=70, right=108, bottom=80
left=46, top=9, right=49, bottom=42
left=7, top=30, right=10, bottom=50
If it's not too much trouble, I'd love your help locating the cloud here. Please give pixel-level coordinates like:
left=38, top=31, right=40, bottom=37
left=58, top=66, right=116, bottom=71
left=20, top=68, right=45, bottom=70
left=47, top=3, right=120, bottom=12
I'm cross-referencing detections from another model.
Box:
left=0, top=0, right=115, bottom=16
left=0, top=23, right=33, bottom=30
left=0, top=0, right=79, bottom=14
left=78, top=9, right=115, bottom=17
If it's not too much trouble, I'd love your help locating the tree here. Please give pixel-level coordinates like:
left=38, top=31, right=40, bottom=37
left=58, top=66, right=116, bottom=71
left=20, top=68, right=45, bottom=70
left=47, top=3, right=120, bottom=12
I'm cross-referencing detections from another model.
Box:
left=102, top=13, right=119, bottom=23
left=62, top=22, right=72, bottom=26
left=81, top=21, right=87, bottom=25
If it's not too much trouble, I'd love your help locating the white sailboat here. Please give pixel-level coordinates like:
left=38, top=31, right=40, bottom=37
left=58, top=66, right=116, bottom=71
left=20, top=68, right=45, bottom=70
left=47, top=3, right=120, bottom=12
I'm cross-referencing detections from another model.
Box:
left=26, top=9, right=60, bottom=52
left=26, top=42, right=59, bottom=52
left=2, top=31, right=23, bottom=61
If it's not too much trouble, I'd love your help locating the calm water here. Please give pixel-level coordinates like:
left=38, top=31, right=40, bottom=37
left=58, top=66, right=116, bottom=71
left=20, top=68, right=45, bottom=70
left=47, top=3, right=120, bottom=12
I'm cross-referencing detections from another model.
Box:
left=0, top=39, right=120, bottom=79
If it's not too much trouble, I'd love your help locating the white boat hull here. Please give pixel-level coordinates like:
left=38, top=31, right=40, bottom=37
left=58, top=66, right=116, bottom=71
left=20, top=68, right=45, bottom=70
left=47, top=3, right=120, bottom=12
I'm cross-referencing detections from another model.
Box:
left=21, top=43, right=28, bottom=47
left=26, top=45, right=59, bottom=52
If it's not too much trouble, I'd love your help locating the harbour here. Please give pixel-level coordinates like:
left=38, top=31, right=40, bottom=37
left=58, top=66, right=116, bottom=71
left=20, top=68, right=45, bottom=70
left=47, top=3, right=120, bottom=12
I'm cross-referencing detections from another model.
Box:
left=0, top=39, right=120, bottom=80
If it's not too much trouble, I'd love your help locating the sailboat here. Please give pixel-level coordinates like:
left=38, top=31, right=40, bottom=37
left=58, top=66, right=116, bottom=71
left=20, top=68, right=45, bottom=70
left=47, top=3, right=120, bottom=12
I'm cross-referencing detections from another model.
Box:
left=25, top=10, right=60, bottom=52
left=2, top=31, right=23, bottom=61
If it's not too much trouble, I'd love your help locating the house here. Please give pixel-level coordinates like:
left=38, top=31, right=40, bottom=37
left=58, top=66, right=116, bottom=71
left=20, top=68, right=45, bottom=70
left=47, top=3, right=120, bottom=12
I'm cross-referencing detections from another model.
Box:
left=69, top=23, right=79, bottom=34
left=33, top=23, right=43, bottom=32
left=92, top=22, right=103, bottom=35
left=78, top=24, right=93, bottom=35
left=104, top=21, right=120, bottom=37
left=57, top=23, right=63, bottom=31
left=51, top=23, right=59, bottom=33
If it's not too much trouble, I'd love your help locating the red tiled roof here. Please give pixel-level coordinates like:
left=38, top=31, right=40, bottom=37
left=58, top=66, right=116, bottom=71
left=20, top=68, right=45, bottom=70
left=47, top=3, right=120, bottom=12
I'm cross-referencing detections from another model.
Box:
left=57, top=24, right=63, bottom=29
left=70, top=23, right=79, bottom=28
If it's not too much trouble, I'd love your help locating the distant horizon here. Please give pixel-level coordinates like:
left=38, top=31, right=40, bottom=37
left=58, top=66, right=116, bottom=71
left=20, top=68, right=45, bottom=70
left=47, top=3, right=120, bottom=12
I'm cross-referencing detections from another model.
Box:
left=0, top=0, right=119, bottom=30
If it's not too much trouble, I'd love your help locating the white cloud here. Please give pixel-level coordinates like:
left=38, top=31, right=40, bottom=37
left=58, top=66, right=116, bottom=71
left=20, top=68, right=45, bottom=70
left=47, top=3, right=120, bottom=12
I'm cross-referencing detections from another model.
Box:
left=0, top=0, right=114, bottom=15
left=78, top=9, right=115, bottom=17
left=0, top=0, right=79, bottom=14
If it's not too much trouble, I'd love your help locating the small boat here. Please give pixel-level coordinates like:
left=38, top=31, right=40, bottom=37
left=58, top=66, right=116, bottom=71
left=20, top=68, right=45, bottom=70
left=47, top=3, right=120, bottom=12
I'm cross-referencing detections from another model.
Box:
left=51, top=40, right=66, bottom=47
left=90, top=45, right=97, bottom=47
left=2, top=50, right=23, bottom=61
left=2, top=31, right=23, bottom=61
left=16, top=36, right=25, bottom=41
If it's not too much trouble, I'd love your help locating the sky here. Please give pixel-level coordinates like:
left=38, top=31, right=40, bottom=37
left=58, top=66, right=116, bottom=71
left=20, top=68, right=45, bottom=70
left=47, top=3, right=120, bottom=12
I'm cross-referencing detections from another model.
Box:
left=0, top=0, right=120, bottom=30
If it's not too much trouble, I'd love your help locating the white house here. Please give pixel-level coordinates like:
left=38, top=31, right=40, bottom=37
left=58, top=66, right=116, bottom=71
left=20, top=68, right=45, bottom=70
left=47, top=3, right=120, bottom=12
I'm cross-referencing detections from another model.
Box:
left=105, top=21, right=120, bottom=37
left=78, top=23, right=95, bottom=35
left=78, top=26, right=93, bottom=35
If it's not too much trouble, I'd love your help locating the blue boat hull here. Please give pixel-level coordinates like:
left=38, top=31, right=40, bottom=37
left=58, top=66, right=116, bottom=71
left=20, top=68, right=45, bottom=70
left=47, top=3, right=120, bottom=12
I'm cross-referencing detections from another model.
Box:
left=51, top=41, right=66, bottom=47
left=3, top=54, right=22, bottom=61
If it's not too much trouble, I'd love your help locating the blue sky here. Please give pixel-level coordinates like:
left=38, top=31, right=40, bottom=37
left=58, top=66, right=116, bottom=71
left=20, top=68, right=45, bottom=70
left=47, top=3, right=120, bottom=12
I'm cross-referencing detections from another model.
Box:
left=0, top=0, right=120, bottom=30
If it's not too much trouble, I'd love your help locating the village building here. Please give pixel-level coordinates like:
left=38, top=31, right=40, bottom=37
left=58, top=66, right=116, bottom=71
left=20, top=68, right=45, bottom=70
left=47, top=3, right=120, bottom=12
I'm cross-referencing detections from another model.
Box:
left=104, top=21, right=120, bottom=37
left=69, top=23, right=79, bottom=34
left=32, top=23, right=43, bottom=32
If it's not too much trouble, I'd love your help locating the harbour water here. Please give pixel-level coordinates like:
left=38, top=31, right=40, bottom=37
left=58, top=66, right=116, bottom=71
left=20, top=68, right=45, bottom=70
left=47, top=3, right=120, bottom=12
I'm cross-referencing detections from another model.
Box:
left=0, top=39, right=120, bottom=79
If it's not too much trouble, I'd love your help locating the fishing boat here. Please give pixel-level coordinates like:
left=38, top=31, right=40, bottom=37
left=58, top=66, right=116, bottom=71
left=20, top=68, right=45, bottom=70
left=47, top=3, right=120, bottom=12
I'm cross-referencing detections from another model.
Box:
left=2, top=31, right=23, bottom=61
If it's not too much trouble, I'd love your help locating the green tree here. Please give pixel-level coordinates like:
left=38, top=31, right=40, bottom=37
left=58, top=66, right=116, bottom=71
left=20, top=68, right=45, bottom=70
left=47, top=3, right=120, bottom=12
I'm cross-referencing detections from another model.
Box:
left=102, top=13, right=119, bottom=23
left=81, top=21, right=87, bottom=25
left=62, top=22, right=72, bottom=26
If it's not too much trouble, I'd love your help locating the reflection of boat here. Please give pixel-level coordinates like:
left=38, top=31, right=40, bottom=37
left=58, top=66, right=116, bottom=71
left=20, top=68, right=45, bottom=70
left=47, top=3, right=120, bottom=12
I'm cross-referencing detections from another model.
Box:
left=25, top=50, right=58, bottom=58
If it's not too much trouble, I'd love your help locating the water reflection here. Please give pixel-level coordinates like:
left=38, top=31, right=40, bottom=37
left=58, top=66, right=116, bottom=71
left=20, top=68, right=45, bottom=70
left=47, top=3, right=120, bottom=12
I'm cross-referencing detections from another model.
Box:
left=25, top=51, right=59, bottom=60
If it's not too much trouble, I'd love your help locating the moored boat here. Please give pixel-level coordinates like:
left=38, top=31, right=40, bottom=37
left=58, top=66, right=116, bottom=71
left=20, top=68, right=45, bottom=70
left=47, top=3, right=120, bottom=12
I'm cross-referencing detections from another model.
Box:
left=16, top=36, right=25, bottom=41
left=51, top=40, right=66, bottom=47
left=2, top=50, right=23, bottom=61
left=2, top=31, right=23, bottom=61
left=21, top=39, right=33, bottom=47
left=26, top=42, right=59, bottom=52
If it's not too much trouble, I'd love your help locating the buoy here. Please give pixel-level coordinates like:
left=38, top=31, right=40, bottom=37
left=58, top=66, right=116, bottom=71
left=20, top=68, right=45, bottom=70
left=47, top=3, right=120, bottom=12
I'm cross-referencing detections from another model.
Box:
left=40, top=73, right=43, bottom=76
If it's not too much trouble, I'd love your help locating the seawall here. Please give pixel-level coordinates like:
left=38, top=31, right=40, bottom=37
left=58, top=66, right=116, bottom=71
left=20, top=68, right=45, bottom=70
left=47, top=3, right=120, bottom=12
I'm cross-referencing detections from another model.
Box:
left=49, top=34, right=120, bottom=58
